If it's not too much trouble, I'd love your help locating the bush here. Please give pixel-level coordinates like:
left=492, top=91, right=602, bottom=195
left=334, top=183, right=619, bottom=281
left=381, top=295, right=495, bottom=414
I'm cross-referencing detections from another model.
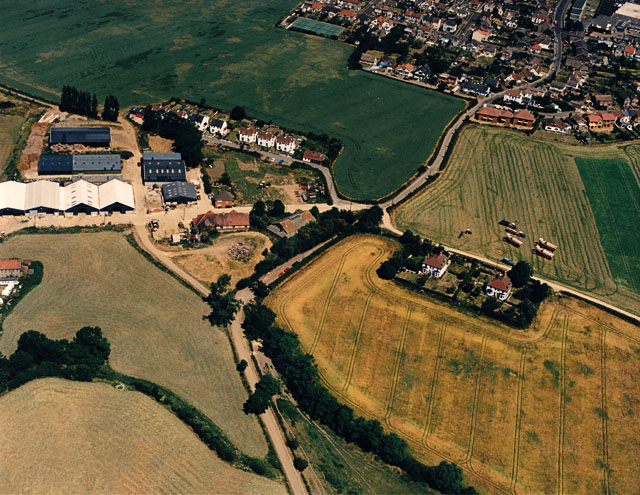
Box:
left=293, top=456, right=309, bottom=471
left=120, top=150, right=134, bottom=160
left=236, top=359, right=248, bottom=372
left=246, top=457, right=268, bottom=475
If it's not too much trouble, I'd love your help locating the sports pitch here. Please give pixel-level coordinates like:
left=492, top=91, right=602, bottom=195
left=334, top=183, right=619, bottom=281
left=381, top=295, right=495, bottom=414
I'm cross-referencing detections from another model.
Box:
left=0, top=0, right=463, bottom=201
left=290, top=17, right=344, bottom=37
left=394, top=125, right=640, bottom=315
left=0, top=231, right=268, bottom=458
left=268, top=235, right=640, bottom=495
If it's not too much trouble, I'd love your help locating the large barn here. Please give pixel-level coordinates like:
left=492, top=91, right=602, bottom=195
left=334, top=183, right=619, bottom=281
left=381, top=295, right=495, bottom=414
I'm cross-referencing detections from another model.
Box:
left=49, top=127, right=111, bottom=147
left=162, top=182, right=198, bottom=204
left=0, top=179, right=134, bottom=216
left=38, top=154, right=122, bottom=175
left=142, top=152, right=186, bottom=184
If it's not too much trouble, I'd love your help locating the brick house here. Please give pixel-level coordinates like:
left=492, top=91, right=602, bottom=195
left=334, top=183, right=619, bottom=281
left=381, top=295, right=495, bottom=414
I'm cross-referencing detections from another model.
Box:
left=212, top=190, right=233, bottom=208
left=302, top=150, right=328, bottom=165
left=192, top=210, right=250, bottom=233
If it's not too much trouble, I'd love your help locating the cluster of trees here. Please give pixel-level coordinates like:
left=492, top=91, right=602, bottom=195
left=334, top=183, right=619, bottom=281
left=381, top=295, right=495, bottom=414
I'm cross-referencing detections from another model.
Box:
left=102, top=95, right=120, bottom=122
left=141, top=107, right=203, bottom=167
left=0, top=100, right=16, bottom=109
left=241, top=206, right=382, bottom=286
left=295, top=131, right=342, bottom=163
left=204, top=274, right=240, bottom=328
left=60, top=85, right=98, bottom=117
left=0, top=327, right=110, bottom=392
left=242, top=374, right=279, bottom=415
left=230, top=106, right=246, bottom=121
left=239, top=302, right=476, bottom=494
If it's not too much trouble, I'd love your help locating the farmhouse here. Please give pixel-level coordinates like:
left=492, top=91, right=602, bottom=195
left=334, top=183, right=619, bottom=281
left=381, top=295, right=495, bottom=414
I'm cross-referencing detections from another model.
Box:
left=421, top=253, right=449, bottom=278
left=257, top=131, right=276, bottom=148
left=237, top=126, right=257, bottom=144
left=0, top=179, right=134, bottom=215
left=192, top=210, right=250, bottom=232
left=302, top=150, right=328, bottom=165
left=162, top=182, right=198, bottom=204
left=275, top=135, right=296, bottom=154
left=486, top=275, right=512, bottom=300
left=49, top=127, right=111, bottom=147
left=212, top=190, right=234, bottom=208
left=267, top=210, right=315, bottom=238
left=38, top=154, right=123, bottom=175
left=142, top=152, right=187, bottom=184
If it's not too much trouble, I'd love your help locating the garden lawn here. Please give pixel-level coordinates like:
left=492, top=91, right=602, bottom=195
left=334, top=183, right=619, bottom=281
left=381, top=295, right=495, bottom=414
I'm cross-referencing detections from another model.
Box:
left=0, top=0, right=463, bottom=200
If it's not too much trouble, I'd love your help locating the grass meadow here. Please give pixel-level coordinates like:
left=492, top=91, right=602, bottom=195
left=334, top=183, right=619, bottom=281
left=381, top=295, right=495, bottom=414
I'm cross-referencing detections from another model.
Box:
left=0, top=231, right=268, bottom=458
left=268, top=235, right=640, bottom=495
left=0, top=0, right=464, bottom=200
left=394, top=125, right=640, bottom=315
left=0, top=378, right=286, bottom=494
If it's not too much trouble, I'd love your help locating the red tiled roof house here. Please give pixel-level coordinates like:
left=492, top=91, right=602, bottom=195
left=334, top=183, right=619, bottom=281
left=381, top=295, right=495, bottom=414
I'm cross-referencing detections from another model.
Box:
left=421, top=253, right=449, bottom=278
left=486, top=275, right=512, bottom=300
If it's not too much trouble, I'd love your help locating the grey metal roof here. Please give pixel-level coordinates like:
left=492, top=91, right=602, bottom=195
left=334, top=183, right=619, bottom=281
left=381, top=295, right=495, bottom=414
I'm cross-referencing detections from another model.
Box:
left=161, top=181, right=197, bottom=202
left=73, top=154, right=122, bottom=172
left=50, top=127, right=111, bottom=145
left=38, top=155, right=73, bottom=175
left=143, top=152, right=182, bottom=161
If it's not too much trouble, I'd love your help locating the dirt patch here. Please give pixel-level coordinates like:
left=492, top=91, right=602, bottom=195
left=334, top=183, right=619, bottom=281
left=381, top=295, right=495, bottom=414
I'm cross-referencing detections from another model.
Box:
left=274, top=184, right=303, bottom=204
left=18, top=122, right=47, bottom=178
left=149, top=134, right=174, bottom=153
left=237, top=157, right=259, bottom=171
left=208, top=159, right=225, bottom=180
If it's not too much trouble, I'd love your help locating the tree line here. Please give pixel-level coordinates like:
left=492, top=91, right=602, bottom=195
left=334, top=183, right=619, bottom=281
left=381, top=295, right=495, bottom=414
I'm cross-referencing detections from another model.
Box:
left=0, top=327, right=110, bottom=392
left=238, top=302, right=477, bottom=495
left=59, top=86, right=119, bottom=122
left=141, top=107, right=203, bottom=167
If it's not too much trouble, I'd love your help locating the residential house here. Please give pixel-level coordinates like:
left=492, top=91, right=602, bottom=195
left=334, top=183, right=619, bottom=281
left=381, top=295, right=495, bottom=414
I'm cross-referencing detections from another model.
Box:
left=462, top=82, right=490, bottom=96
left=442, top=19, right=457, bottom=33
left=0, top=259, right=22, bottom=278
left=438, top=73, right=458, bottom=86
left=257, top=131, right=276, bottom=148
left=421, top=253, right=449, bottom=278
left=543, top=118, right=572, bottom=134
left=210, top=118, right=229, bottom=136
left=486, top=274, right=512, bottom=300
left=472, top=28, right=490, bottom=42
left=192, top=210, right=250, bottom=233
left=395, top=63, right=415, bottom=77
left=413, top=64, right=432, bottom=80
left=275, top=135, right=296, bottom=154
left=360, top=51, right=379, bottom=65
left=212, top=190, right=234, bottom=208
left=512, top=110, right=536, bottom=128
left=237, top=126, right=257, bottom=143
left=593, top=94, right=615, bottom=110
left=190, top=114, right=210, bottom=132
left=302, top=150, right=328, bottom=165
left=267, top=210, right=315, bottom=238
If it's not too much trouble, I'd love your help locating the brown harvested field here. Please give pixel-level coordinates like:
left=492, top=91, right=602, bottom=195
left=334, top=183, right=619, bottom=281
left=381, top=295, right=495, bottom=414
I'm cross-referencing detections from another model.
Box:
left=170, top=232, right=271, bottom=287
left=268, top=235, right=640, bottom=494
left=0, top=232, right=268, bottom=458
left=0, top=378, right=286, bottom=495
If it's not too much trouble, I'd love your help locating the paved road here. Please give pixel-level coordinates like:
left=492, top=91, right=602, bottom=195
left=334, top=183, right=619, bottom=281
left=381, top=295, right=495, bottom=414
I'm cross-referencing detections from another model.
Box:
left=133, top=225, right=308, bottom=495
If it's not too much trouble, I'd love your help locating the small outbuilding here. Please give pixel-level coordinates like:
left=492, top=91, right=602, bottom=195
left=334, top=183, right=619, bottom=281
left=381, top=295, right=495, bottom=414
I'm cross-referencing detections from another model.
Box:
left=162, top=182, right=198, bottom=204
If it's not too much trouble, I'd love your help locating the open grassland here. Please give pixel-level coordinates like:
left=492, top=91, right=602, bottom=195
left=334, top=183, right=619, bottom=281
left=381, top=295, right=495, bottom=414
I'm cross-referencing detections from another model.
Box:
left=0, top=0, right=463, bottom=201
left=0, top=378, right=285, bottom=495
left=268, top=235, right=640, bottom=494
left=394, top=125, right=640, bottom=315
left=171, top=232, right=271, bottom=287
left=574, top=157, right=640, bottom=295
left=0, top=94, right=41, bottom=178
left=0, top=232, right=268, bottom=458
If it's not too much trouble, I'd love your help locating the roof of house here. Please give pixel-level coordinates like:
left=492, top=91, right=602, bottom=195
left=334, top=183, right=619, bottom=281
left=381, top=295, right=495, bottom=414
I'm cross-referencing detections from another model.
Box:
left=587, top=114, right=602, bottom=122
left=50, top=127, right=111, bottom=145
left=193, top=210, right=250, bottom=229
left=212, top=190, right=234, bottom=201
left=514, top=110, right=535, bottom=121
left=237, top=126, right=257, bottom=136
left=303, top=150, right=328, bottom=161
left=162, top=181, right=198, bottom=202
left=423, top=253, right=448, bottom=269
left=272, top=210, right=315, bottom=235
left=0, top=259, right=21, bottom=271
left=211, top=118, right=227, bottom=128
left=339, top=9, right=356, bottom=16
left=600, top=112, right=616, bottom=121
left=477, top=106, right=501, bottom=117
left=488, top=275, right=512, bottom=292
left=257, top=131, right=275, bottom=140
left=276, top=135, right=295, bottom=145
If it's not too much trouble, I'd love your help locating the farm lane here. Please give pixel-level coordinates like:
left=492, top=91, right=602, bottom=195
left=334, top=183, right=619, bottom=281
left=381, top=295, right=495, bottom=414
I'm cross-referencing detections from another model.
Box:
left=132, top=224, right=309, bottom=495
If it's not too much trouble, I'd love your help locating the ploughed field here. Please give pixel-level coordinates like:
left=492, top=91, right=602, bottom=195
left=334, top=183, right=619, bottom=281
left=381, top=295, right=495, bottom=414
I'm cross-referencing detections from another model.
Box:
left=0, top=231, right=268, bottom=458
left=0, top=378, right=286, bottom=495
left=267, top=235, right=640, bottom=495
left=0, top=0, right=463, bottom=200
left=394, top=125, right=640, bottom=316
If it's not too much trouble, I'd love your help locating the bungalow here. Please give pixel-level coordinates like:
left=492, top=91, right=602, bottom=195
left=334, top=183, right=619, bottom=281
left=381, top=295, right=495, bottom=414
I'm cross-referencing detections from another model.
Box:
left=302, top=150, right=328, bottom=165
left=212, top=190, right=234, bottom=208
left=594, top=94, right=615, bottom=109
left=472, top=28, right=490, bottom=42
left=275, top=135, right=296, bottom=154
left=237, top=126, right=257, bottom=144
left=486, top=274, right=512, bottom=300
left=338, top=9, right=356, bottom=21
left=210, top=118, right=229, bottom=136
left=421, top=253, right=449, bottom=278
left=257, top=131, right=276, bottom=148
left=543, top=118, right=572, bottom=134
left=360, top=51, right=379, bottom=65
left=395, top=63, right=415, bottom=77
left=192, top=210, right=250, bottom=233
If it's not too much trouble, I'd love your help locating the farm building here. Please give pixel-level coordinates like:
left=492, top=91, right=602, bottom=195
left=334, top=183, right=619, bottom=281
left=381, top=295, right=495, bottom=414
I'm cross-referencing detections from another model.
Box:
left=486, top=275, right=512, bottom=300
left=192, top=210, right=250, bottom=232
left=0, top=179, right=134, bottom=215
left=302, top=150, right=328, bottom=165
left=212, top=190, right=233, bottom=208
left=142, top=152, right=187, bottom=184
left=49, top=127, right=111, bottom=147
left=38, top=154, right=122, bottom=175
left=421, top=253, right=449, bottom=278
left=267, top=210, right=315, bottom=238
left=162, top=182, right=198, bottom=204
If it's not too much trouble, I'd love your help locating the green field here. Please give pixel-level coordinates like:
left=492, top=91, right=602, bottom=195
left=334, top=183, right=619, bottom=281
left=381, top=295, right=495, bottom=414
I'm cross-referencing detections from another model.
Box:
left=290, top=17, right=344, bottom=37
left=0, top=0, right=463, bottom=200
left=0, top=231, right=268, bottom=458
left=394, top=125, right=640, bottom=315
left=574, top=157, right=640, bottom=294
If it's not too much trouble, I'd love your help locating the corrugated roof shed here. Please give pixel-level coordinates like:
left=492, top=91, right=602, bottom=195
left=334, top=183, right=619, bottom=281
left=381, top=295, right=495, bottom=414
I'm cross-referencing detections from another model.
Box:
left=162, top=182, right=198, bottom=203
left=50, top=127, right=111, bottom=145
left=73, top=154, right=122, bottom=172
